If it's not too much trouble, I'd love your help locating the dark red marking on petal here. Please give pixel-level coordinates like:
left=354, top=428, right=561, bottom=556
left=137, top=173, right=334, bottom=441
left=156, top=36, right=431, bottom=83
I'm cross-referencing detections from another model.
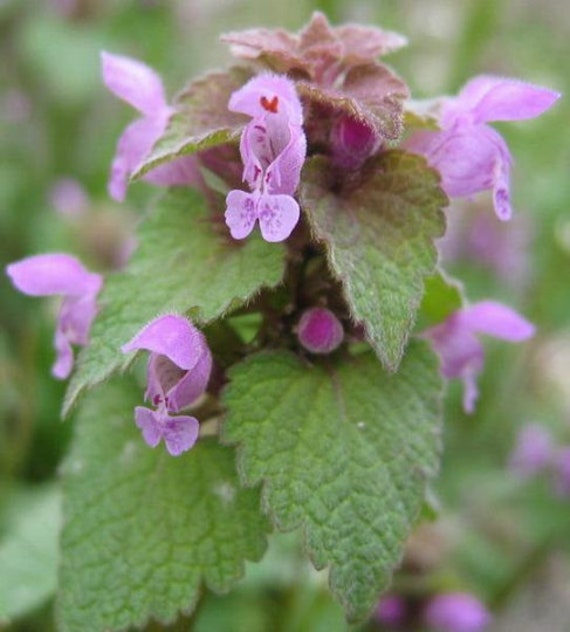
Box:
left=260, top=95, right=279, bottom=113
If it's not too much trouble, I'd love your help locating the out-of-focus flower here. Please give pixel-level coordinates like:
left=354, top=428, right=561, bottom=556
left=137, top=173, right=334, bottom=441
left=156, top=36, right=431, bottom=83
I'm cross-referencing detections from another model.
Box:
left=2, top=89, right=32, bottom=123
left=438, top=204, right=532, bottom=290
left=49, top=178, right=89, bottom=217
left=225, top=74, right=306, bottom=242
left=509, top=423, right=554, bottom=479
left=121, top=315, right=212, bottom=456
left=375, top=594, right=406, bottom=627
left=101, top=52, right=202, bottom=201
left=423, top=592, right=491, bottom=632
left=297, top=307, right=344, bottom=354
left=6, top=253, right=102, bottom=379
left=552, top=446, right=570, bottom=497
left=406, top=76, right=560, bottom=220
left=422, top=301, right=535, bottom=413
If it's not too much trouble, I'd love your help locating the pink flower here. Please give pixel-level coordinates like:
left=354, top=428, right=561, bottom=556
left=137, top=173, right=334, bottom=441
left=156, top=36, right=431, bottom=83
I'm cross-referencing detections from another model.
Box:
left=422, top=301, right=535, bottom=413
left=406, top=76, right=560, bottom=220
left=297, top=307, right=344, bottom=354
left=49, top=178, right=89, bottom=217
left=101, top=51, right=201, bottom=202
left=121, top=315, right=212, bottom=456
left=508, top=423, right=554, bottom=479
left=6, top=254, right=102, bottom=379
left=423, top=592, right=491, bottom=632
left=375, top=594, right=406, bottom=627
left=225, top=74, right=307, bottom=242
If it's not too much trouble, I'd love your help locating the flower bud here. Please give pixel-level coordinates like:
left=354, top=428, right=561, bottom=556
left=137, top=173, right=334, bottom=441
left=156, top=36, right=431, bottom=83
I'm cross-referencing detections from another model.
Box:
left=330, top=115, right=379, bottom=170
left=297, top=307, right=344, bottom=354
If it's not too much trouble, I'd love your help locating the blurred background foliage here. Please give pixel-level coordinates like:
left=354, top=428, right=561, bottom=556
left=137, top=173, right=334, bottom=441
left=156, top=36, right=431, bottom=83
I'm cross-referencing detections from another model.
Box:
left=0, top=0, right=569, bottom=630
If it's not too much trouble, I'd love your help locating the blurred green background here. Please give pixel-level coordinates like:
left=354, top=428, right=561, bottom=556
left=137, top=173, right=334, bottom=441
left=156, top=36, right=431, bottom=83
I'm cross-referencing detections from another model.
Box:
left=1, top=0, right=569, bottom=630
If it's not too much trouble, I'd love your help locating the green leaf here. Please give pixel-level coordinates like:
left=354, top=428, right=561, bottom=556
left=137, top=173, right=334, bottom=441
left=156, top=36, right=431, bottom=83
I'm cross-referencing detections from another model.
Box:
left=133, top=68, right=250, bottom=179
left=222, top=341, right=443, bottom=621
left=64, top=187, right=285, bottom=414
left=416, top=271, right=465, bottom=331
left=0, top=485, right=61, bottom=624
left=58, top=378, right=269, bottom=632
left=299, top=150, right=447, bottom=371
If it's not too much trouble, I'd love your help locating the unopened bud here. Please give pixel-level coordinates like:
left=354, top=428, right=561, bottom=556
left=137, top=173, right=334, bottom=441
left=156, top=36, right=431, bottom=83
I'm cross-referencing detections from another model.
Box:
left=297, top=307, right=344, bottom=354
left=330, top=116, right=379, bottom=170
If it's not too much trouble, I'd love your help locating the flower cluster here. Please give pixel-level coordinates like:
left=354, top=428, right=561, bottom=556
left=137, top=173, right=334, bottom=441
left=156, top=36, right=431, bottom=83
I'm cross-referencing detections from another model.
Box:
left=4, top=12, right=560, bottom=460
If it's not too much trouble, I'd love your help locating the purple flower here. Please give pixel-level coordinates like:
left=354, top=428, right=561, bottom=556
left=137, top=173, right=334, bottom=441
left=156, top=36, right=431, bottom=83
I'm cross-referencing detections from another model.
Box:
left=121, top=315, right=212, bottom=456
left=297, top=307, right=344, bottom=354
left=49, top=178, right=89, bottom=217
left=422, top=301, right=535, bottom=413
left=225, top=74, right=307, bottom=242
left=101, top=51, right=202, bottom=202
left=552, top=446, right=570, bottom=497
left=375, top=594, right=406, bottom=627
left=6, top=254, right=102, bottom=379
left=423, top=592, right=491, bottom=632
left=406, top=76, right=560, bottom=220
left=508, top=423, right=554, bottom=479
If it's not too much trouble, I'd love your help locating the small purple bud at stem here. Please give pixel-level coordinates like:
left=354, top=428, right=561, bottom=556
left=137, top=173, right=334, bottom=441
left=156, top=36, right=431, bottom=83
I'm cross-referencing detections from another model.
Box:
left=330, top=115, right=379, bottom=170
left=297, top=307, right=344, bottom=354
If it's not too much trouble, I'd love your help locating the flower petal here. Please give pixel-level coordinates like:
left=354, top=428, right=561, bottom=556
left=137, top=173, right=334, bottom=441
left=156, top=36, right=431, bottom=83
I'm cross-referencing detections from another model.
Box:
left=121, top=314, right=209, bottom=372
left=134, top=406, right=163, bottom=448
left=266, top=126, right=307, bottom=195
left=145, top=354, right=185, bottom=405
left=168, top=349, right=212, bottom=411
left=459, top=301, right=535, bottom=341
left=101, top=51, right=167, bottom=116
left=144, top=155, right=204, bottom=189
left=6, top=253, right=102, bottom=297
left=458, top=75, right=561, bottom=124
left=225, top=190, right=258, bottom=240
left=52, top=327, right=75, bottom=380
left=162, top=415, right=200, bottom=456
left=229, top=73, right=303, bottom=126
left=461, top=366, right=481, bottom=415
left=257, top=193, right=300, bottom=242
left=108, top=115, right=166, bottom=202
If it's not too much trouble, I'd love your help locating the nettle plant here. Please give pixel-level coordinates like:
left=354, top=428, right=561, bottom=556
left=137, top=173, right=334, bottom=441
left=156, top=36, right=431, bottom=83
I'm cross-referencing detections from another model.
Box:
left=6, top=12, right=560, bottom=630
